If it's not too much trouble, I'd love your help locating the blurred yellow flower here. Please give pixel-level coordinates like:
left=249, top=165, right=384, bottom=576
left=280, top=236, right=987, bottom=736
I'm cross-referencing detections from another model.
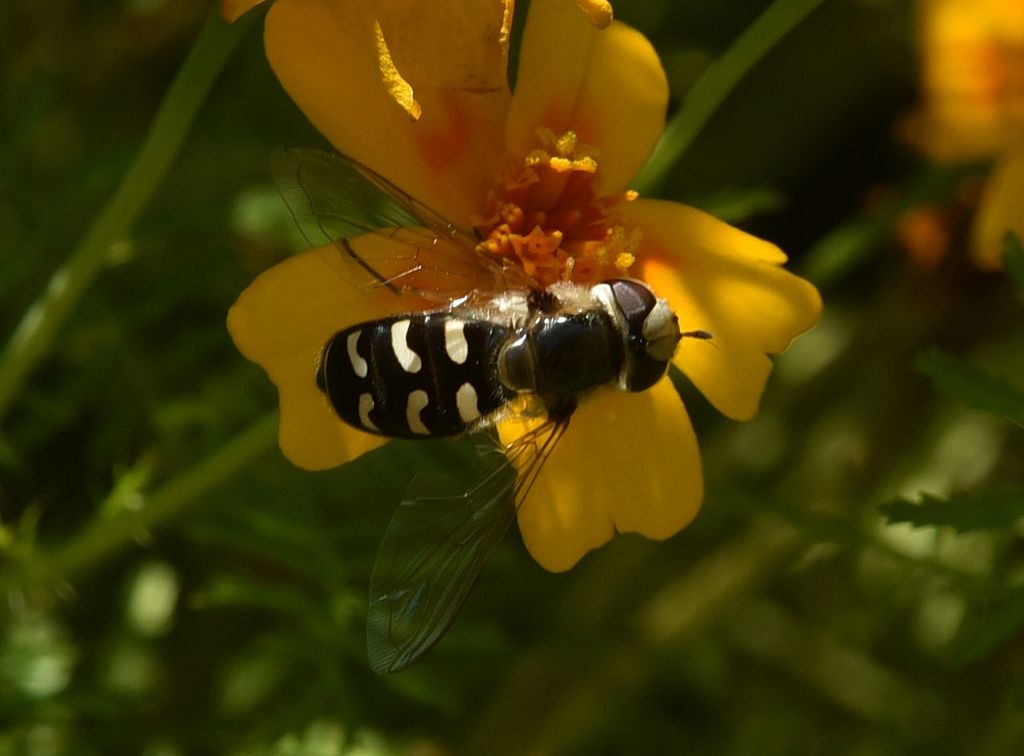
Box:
left=226, top=0, right=821, bottom=571
left=910, top=0, right=1024, bottom=268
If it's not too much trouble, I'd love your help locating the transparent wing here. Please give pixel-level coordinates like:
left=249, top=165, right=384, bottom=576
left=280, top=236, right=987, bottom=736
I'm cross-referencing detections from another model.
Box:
left=272, top=146, right=532, bottom=300
left=367, top=418, right=570, bottom=673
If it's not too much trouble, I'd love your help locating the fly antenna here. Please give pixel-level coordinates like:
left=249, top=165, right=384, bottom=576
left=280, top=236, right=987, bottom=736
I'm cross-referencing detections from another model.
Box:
left=681, top=330, right=713, bottom=340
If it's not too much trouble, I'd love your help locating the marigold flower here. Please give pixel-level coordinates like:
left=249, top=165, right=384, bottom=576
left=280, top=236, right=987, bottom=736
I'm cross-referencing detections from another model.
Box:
left=226, top=0, right=822, bottom=572
left=909, top=0, right=1024, bottom=268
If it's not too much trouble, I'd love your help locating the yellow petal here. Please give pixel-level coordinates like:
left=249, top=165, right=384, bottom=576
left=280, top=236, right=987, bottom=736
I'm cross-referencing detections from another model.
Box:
left=264, top=0, right=510, bottom=226
left=627, top=199, right=823, bottom=422
left=221, top=0, right=267, bottom=23
left=575, top=0, right=613, bottom=28
left=506, top=0, right=667, bottom=194
left=500, top=380, right=703, bottom=572
left=972, top=149, right=1024, bottom=270
left=227, top=243, right=415, bottom=470
left=371, top=19, right=422, bottom=121
left=371, top=0, right=513, bottom=94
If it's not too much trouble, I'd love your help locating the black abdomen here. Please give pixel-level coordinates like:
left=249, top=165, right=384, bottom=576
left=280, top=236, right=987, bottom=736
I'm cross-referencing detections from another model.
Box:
left=318, top=313, right=513, bottom=438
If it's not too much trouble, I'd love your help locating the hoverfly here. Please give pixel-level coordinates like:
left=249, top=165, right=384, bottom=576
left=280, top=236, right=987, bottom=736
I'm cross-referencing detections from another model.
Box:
left=272, top=147, right=707, bottom=673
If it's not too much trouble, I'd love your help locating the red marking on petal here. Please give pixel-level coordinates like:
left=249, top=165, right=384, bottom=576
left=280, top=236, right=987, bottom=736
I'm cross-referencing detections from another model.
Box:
left=414, top=91, right=477, bottom=174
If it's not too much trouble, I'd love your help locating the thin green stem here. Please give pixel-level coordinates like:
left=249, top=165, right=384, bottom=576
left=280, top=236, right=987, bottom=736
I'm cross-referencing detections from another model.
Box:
left=51, top=413, right=277, bottom=579
left=634, top=0, right=828, bottom=194
left=0, top=9, right=247, bottom=425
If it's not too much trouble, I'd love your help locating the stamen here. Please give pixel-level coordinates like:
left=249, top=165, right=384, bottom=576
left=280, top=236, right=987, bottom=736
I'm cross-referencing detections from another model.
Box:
left=474, top=128, right=640, bottom=287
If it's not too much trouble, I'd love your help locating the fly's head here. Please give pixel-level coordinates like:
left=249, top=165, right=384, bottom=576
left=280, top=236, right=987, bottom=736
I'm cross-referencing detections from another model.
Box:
left=593, top=279, right=683, bottom=392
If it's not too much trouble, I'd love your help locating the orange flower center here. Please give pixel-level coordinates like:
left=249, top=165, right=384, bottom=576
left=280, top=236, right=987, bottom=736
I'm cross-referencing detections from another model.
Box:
left=474, top=128, right=640, bottom=287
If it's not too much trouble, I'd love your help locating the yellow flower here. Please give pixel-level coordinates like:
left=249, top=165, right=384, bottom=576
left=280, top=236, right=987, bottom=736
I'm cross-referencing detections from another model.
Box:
left=909, top=0, right=1024, bottom=268
left=226, top=0, right=822, bottom=572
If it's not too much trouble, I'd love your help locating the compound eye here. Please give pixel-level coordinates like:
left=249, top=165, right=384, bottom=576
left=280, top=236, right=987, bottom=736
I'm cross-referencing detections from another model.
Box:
left=607, top=279, right=657, bottom=339
left=603, top=279, right=681, bottom=392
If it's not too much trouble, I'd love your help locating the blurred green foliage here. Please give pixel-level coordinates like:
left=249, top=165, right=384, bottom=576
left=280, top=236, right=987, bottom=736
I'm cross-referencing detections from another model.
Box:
left=2, top=0, right=1024, bottom=754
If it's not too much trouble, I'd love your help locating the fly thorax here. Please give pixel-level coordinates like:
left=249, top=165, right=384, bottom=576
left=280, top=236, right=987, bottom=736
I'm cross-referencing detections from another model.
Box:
left=591, top=279, right=682, bottom=392
left=497, top=310, right=623, bottom=397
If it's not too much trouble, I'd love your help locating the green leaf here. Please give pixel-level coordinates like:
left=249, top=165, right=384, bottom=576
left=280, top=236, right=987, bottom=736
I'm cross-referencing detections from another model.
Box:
left=917, top=348, right=1024, bottom=425
left=951, top=584, right=1024, bottom=666
left=1003, top=232, right=1024, bottom=303
left=693, top=186, right=787, bottom=224
left=880, top=486, right=1024, bottom=532
left=634, top=0, right=828, bottom=193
